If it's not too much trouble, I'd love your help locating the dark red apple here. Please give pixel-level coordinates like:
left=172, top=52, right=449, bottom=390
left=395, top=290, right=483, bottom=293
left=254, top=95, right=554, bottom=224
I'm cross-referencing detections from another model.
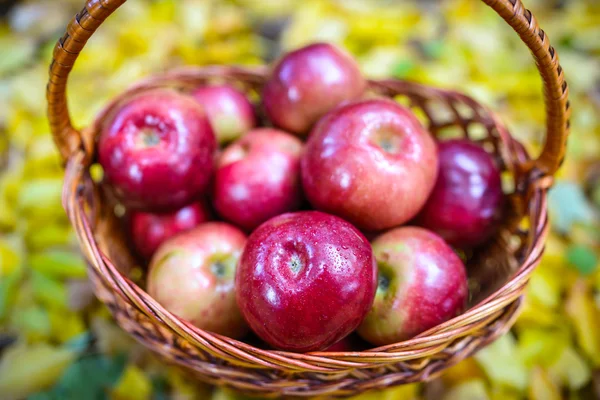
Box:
left=236, top=211, right=377, bottom=352
left=357, top=227, right=468, bottom=346
left=191, top=85, right=256, bottom=144
left=262, top=42, right=366, bottom=135
left=129, top=202, right=210, bottom=259
left=98, top=89, right=216, bottom=211
left=147, top=222, right=248, bottom=338
left=416, top=139, right=504, bottom=248
left=213, top=128, right=303, bottom=231
left=301, top=99, right=438, bottom=231
left=321, top=334, right=367, bottom=352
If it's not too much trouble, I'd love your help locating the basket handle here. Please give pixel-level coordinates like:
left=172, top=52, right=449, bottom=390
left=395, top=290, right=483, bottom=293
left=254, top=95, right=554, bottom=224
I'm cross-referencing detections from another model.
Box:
left=47, top=0, right=570, bottom=177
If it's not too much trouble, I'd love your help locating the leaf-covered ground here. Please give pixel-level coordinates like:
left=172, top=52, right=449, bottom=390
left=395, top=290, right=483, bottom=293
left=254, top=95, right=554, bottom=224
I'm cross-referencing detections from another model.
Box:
left=0, top=0, right=599, bottom=399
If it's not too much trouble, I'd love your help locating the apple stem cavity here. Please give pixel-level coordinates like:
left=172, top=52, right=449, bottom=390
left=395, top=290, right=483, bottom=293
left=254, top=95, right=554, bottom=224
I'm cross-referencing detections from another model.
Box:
left=377, top=272, right=390, bottom=293
left=210, top=253, right=238, bottom=279
left=288, top=253, right=303, bottom=275
left=139, top=127, right=161, bottom=148
left=211, top=260, right=226, bottom=277
left=372, top=129, right=402, bottom=155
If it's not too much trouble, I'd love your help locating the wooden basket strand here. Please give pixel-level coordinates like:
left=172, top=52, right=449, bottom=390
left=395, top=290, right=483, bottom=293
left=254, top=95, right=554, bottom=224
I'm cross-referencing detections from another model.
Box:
left=46, top=0, right=570, bottom=397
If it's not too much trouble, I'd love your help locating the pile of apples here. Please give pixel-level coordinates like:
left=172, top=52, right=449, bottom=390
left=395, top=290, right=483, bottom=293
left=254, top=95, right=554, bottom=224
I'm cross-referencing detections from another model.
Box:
left=98, top=43, right=504, bottom=353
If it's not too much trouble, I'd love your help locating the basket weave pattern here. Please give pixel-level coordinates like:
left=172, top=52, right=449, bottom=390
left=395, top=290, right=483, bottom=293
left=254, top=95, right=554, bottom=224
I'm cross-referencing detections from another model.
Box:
left=48, top=0, right=570, bottom=397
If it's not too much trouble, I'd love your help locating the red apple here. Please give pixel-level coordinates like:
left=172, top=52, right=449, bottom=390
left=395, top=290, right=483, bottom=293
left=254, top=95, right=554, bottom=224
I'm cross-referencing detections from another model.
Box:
left=191, top=85, right=256, bottom=144
left=213, top=128, right=303, bottom=231
left=262, top=42, right=366, bottom=135
left=236, top=211, right=377, bottom=352
left=301, top=99, right=438, bottom=231
left=147, top=222, right=248, bottom=338
left=321, top=334, right=368, bottom=352
left=98, top=89, right=216, bottom=211
left=415, top=139, right=504, bottom=248
left=357, top=227, right=468, bottom=346
left=129, top=202, right=210, bottom=259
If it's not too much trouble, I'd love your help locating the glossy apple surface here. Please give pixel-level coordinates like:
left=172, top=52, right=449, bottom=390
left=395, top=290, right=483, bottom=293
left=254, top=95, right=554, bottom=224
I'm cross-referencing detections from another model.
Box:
left=358, top=227, right=468, bottom=346
left=129, top=202, right=210, bottom=259
left=262, top=42, right=366, bottom=135
left=236, top=211, right=377, bottom=352
left=147, top=222, right=248, bottom=338
left=98, top=89, right=216, bottom=211
left=416, top=139, right=504, bottom=248
left=301, top=99, right=438, bottom=231
left=213, top=128, right=303, bottom=231
left=191, top=85, right=256, bottom=144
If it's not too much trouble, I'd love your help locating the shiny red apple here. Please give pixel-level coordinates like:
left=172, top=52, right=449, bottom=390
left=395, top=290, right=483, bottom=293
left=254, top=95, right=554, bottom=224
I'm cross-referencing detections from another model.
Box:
left=129, top=202, right=210, bottom=259
left=301, top=99, right=438, bottom=231
left=191, top=84, right=256, bottom=144
left=147, top=222, right=248, bottom=338
left=98, top=89, right=216, bottom=211
left=236, top=211, right=377, bottom=352
left=416, top=139, right=504, bottom=248
left=358, top=227, right=468, bottom=346
left=213, top=128, right=304, bottom=231
left=262, top=42, right=366, bottom=135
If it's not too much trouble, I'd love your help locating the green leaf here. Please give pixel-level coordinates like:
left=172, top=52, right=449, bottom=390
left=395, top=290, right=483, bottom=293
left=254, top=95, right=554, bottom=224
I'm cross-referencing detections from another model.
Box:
left=548, top=181, right=598, bottom=234
left=151, top=377, right=168, bottom=400
left=63, top=332, right=94, bottom=353
left=0, top=38, right=36, bottom=76
left=29, top=250, right=87, bottom=279
left=392, top=59, right=416, bottom=78
left=49, top=353, right=127, bottom=400
left=30, top=270, right=68, bottom=309
left=0, top=269, right=22, bottom=320
left=566, top=244, right=598, bottom=275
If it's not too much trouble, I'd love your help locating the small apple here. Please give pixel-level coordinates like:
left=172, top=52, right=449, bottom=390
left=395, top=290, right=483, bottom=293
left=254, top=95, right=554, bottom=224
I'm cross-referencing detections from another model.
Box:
left=129, top=202, right=210, bottom=259
left=301, top=99, right=438, bottom=231
left=213, top=128, right=303, bottom=231
left=358, top=226, right=468, bottom=346
left=262, top=42, right=366, bottom=135
left=147, top=222, right=248, bottom=338
left=98, top=89, right=216, bottom=211
left=416, top=139, right=504, bottom=248
left=191, top=85, right=256, bottom=144
left=236, top=211, right=377, bottom=352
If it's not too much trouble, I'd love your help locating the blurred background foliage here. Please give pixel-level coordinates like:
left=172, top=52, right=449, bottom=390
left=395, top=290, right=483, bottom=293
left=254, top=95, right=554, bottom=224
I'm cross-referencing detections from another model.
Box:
left=0, top=0, right=599, bottom=399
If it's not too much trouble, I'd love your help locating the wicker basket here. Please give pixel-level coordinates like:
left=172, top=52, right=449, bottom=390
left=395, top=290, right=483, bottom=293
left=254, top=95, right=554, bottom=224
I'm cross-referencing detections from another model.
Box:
left=47, top=0, right=570, bottom=397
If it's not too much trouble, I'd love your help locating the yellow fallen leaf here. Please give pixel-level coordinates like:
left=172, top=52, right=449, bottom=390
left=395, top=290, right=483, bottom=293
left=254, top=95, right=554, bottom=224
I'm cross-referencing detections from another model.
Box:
left=111, top=364, right=153, bottom=400
left=442, top=379, right=490, bottom=400
left=565, top=279, right=600, bottom=366
left=528, top=367, right=561, bottom=400
left=0, top=342, right=77, bottom=400
left=474, top=335, right=528, bottom=391
left=548, top=346, right=591, bottom=390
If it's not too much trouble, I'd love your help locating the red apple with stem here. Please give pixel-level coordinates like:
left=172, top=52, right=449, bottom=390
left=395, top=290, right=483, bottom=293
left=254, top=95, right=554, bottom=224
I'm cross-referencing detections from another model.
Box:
left=191, top=85, right=256, bottom=144
left=98, top=89, right=216, bottom=211
left=415, top=139, right=504, bottom=248
left=357, top=227, right=468, bottom=346
left=236, top=211, right=377, bottom=352
left=301, top=98, right=438, bottom=231
left=213, top=128, right=304, bottom=231
left=147, top=222, right=248, bottom=338
left=263, top=42, right=366, bottom=135
left=129, top=202, right=210, bottom=260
